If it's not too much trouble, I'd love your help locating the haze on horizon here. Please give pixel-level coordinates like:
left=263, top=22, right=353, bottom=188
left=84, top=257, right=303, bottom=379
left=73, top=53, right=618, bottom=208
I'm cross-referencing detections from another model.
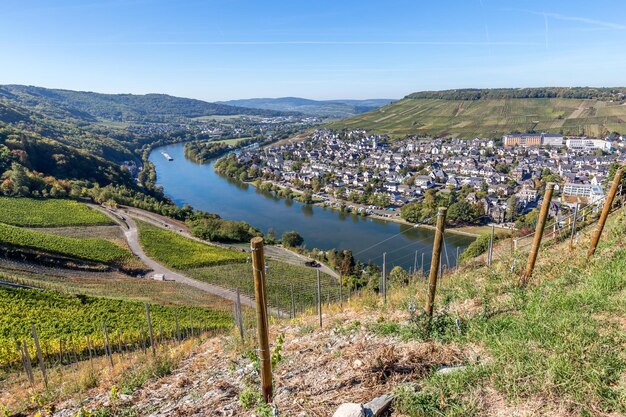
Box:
left=2, top=0, right=626, bottom=102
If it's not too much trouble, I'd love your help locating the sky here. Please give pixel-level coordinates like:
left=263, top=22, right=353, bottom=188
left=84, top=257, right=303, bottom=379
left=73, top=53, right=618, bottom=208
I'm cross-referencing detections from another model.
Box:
left=1, top=0, right=626, bottom=101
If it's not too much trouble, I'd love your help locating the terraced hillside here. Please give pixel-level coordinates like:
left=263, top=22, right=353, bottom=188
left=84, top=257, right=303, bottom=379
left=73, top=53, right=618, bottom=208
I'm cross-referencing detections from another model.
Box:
left=330, top=94, right=626, bottom=138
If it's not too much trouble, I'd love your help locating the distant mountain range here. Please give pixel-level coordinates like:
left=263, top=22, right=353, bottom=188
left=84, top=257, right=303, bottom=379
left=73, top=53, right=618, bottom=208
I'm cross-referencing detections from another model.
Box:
left=0, top=85, right=292, bottom=123
left=217, top=97, right=395, bottom=118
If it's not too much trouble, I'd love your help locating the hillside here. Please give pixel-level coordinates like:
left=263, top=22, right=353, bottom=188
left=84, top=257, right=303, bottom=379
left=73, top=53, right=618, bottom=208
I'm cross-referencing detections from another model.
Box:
left=0, top=85, right=293, bottom=123
left=329, top=87, right=626, bottom=138
left=3, top=203, right=623, bottom=416
left=218, top=97, right=394, bottom=118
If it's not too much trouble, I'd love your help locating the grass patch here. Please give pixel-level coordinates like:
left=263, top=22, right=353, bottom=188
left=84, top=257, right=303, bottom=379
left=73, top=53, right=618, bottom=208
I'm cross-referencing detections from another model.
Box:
left=136, top=221, right=247, bottom=269
left=0, top=197, right=112, bottom=227
left=391, top=210, right=626, bottom=415
left=0, top=222, right=132, bottom=264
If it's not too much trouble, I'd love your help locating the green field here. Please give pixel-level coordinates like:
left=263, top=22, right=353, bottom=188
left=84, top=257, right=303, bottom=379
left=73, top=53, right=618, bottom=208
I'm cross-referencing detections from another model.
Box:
left=0, top=222, right=132, bottom=264
left=0, top=197, right=113, bottom=227
left=137, top=221, right=247, bottom=269
left=215, top=137, right=252, bottom=145
left=0, top=287, right=231, bottom=367
left=188, top=260, right=337, bottom=310
left=329, top=97, right=626, bottom=138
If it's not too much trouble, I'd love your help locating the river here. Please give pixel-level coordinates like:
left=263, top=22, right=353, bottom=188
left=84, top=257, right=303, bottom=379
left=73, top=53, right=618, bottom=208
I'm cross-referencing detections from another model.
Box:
left=149, top=143, right=474, bottom=271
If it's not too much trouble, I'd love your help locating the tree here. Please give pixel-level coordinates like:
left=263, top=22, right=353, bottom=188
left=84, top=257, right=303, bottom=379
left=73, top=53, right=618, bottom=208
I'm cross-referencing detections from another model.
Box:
left=447, top=201, right=477, bottom=225
left=301, top=188, right=313, bottom=204
left=389, top=266, right=409, bottom=286
left=281, top=230, right=304, bottom=247
left=506, top=195, right=519, bottom=222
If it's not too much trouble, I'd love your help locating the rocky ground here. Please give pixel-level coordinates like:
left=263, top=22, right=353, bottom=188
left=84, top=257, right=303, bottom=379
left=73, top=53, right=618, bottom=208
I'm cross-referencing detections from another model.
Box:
left=52, top=308, right=477, bottom=417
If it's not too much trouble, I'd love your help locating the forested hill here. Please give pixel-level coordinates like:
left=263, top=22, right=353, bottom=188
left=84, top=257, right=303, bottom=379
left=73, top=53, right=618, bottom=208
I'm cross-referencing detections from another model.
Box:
left=0, top=85, right=293, bottom=123
left=329, top=87, right=626, bottom=139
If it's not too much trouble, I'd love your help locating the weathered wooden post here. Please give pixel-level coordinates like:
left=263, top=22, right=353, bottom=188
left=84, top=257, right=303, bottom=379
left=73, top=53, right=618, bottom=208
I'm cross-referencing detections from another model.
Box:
left=587, top=167, right=624, bottom=258
left=339, top=274, right=343, bottom=310
left=250, top=237, right=273, bottom=403
left=421, top=253, right=425, bottom=278
left=569, top=202, right=579, bottom=251
left=18, top=340, right=34, bottom=387
left=521, top=183, right=555, bottom=284
left=317, top=269, right=322, bottom=328
left=382, top=252, right=387, bottom=303
left=236, top=288, right=245, bottom=340
left=102, top=323, right=114, bottom=367
left=145, top=304, right=156, bottom=356
left=488, top=225, right=495, bottom=266
left=31, top=324, right=48, bottom=388
left=456, top=246, right=460, bottom=272
left=290, top=284, right=296, bottom=318
left=425, top=207, right=447, bottom=317
left=175, top=310, right=181, bottom=343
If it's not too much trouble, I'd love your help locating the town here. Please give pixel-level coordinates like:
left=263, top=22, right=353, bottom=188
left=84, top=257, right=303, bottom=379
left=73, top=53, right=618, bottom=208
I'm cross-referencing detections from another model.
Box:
left=221, top=129, right=626, bottom=227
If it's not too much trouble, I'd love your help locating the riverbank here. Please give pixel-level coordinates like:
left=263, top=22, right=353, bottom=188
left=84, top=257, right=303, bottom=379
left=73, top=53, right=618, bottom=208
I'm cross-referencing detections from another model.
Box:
left=226, top=176, right=484, bottom=238
left=149, top=143, right=474, bottom=271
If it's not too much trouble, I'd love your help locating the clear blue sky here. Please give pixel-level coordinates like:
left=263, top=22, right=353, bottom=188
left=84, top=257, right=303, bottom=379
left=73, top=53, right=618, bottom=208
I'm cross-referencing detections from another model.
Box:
left=2, top=0, right=626, bottom=101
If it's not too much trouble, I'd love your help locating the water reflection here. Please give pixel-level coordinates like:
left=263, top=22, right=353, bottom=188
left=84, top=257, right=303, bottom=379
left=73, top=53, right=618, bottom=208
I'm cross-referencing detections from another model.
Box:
left=149, top=143, right=474, bottom=270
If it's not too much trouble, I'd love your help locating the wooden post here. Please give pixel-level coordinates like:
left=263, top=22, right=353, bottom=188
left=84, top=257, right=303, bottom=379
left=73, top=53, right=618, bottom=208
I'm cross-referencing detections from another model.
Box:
left=31, top=324, right=48, bottom=388
left=339, top=275, right=343, bottom=310
left=569, top=203, right=579, bottom=251
left=414, top=250, right=418, bottom=277
left=18, top=340, right=34, bottom=387
left=140, top=325, right=147, bottom=353
left=317, top=269, right=322, bottom=328
left=425, top=207, right=447, bottom=317
left=488, top=225, right=495, bottom=266
left=250, top=237, right=273, bottom=403
left=175, top=310, right=181, bottom=343
left=588, top=167, right=624, bottom=258
left=103, top=323, right=114, bottom=368
left=189, top=311, right=194, bottom=338
left=521, top=183, right=555, bottom=284
left=86, top=335, right=93, bottom=368
left=421, top=253, right=425, bottom=278
left=382, top=252, right=387, bottom=303
left=290, top=284, right=296, bottom=318
left=145, top=303, right=156, bottom=355
left=236, top=288, right=245, bottom=341
left=456, top=247, right=460, bottom=272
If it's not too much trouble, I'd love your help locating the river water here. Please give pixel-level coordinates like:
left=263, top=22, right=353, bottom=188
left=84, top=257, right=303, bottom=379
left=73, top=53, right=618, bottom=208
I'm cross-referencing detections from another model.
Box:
left=149, top=143, right=473, bottom=271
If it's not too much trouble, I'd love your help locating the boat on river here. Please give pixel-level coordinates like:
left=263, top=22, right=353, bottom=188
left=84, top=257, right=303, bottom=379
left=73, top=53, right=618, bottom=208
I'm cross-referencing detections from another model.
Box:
left=161, top=151, right=174, bottom=161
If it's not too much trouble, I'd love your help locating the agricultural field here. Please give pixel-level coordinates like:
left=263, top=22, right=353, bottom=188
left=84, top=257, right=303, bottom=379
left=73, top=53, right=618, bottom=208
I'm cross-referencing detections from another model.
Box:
left=0, top=286, right=231, bottom=368
left=0, top=197, right=113, bottom=227
left=137, top=221, right=247, bottom=269
left=214, top=137, right=253, bottom=146
left=188, top=260, right=337, bottom=310
left=0, top=264, right=231, bottom=310
left=0, top=222, right=132, bottom=264
left=329, top=97, right=626, bottom=138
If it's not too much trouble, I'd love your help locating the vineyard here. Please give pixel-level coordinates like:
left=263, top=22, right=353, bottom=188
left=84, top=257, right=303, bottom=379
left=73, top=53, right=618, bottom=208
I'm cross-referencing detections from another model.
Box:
left=188, top=261, right=338, bottom=311
left=136, top=221, right=247, bottom=269
left=0, top=197, right=113, bottom=227
left=135, top=222, right=339, bottom=312
left=0, top=223, right=132, bottom=264
left=0, top=287, right=231, bottom=369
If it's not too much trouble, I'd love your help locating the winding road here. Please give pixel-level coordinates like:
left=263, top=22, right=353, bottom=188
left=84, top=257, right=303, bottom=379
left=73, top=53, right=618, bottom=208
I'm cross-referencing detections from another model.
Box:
left=90, top=205, right=257, bottom=308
